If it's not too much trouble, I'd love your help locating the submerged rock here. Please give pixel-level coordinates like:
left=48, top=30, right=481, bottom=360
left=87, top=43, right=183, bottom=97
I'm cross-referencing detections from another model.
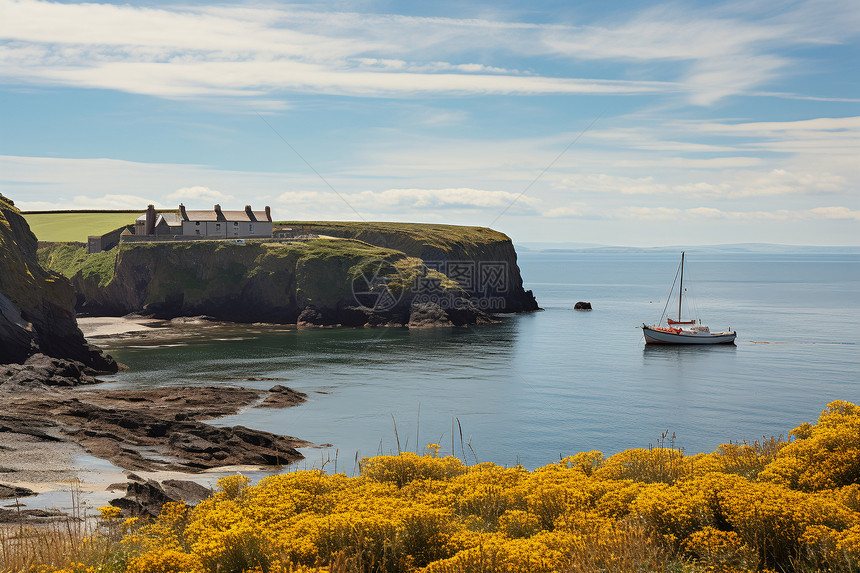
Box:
left=259, top=385, right=308, bottom=408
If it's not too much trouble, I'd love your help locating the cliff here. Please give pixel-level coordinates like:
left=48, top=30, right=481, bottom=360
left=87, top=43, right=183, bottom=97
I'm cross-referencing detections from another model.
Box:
left=0, top=194, right=115, bottom=370
left=283, top=222, right=539, bottom=313
left=40, top=235, right=513, bottom=327
left=40, top=222, right=538, bottom=326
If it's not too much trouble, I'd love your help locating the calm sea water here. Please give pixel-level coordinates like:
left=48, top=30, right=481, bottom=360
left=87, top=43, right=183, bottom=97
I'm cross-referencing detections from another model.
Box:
left=98, top=250, right=860, bottom=470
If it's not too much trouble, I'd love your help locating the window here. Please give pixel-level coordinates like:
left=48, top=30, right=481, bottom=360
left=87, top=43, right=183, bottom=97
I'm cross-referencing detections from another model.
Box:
left=216, top=223, right=221, bottom=230
left=195, top=221, right=200, bottom=226
left=249, top=224, right=254, bottom=233
left=234, top=222, right=239, bottom=226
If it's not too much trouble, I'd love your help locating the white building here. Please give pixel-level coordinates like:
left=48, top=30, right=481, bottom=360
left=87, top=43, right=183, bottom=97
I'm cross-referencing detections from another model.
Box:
left=135, top=204, right=274, bottom=239
left=179, top=204, right=273, bottom=238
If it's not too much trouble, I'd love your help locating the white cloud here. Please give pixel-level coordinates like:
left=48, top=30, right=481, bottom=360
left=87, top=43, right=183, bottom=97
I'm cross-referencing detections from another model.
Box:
left=1, top=0, right=855, bottom=103
left=543, top=203, right=590, bottom=218
left=554, top=168, right=846, bottom=199
left=809, top=206, right=860, bottom=221
left=556, top=174, right=671, bottom=195
left=167, top=186, right=235, bottom=203
left=17, top=193, right=161, bottom=211
left=0, top=0, right=667, bottom=100
left=276, top=188, right=542, bottom=214
left=698, top=116, right=860, bottom=135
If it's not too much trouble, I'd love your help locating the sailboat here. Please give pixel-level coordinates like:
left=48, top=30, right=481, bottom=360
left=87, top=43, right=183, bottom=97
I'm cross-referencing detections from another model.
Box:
left=641, top=252, right=736, bottom=345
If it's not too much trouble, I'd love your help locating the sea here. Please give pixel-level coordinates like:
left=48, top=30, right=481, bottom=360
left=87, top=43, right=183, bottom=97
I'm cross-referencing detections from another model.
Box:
left=94, top=247, right=860, bottom=472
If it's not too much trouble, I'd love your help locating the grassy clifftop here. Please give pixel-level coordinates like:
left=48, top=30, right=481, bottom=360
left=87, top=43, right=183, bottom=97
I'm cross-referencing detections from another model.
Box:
left=281, top=221, right=511, bottom=258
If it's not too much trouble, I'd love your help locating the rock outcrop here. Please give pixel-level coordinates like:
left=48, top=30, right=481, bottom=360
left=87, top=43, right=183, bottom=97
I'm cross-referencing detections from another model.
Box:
left=0, top=354, right=104, bottom=389
left=39, top=222, right=539, bottom=328
left=1, top=384, right=310, bottom=473
left=289, top=222, right=540, bottom=313
left=42, top=239, right=497, bottom=327
left=111, top=479, right=212, bottom=518
left=0, top=194, right=115, bottom=372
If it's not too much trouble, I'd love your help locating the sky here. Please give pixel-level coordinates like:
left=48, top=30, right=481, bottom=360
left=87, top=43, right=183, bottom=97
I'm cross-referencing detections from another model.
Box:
left=0, top=0, right=858, bottom=246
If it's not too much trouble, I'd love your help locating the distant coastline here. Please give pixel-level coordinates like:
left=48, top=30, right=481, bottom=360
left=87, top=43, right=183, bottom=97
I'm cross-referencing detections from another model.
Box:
left=517, top=242, right=860, bottom=254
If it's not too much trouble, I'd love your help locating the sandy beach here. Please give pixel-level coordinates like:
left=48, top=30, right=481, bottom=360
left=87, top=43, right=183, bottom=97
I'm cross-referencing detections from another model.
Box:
left=77, top=315, right=161, bottom=338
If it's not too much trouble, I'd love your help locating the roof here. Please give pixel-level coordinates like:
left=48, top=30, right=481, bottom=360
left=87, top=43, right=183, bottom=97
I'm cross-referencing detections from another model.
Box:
left=136, top=212, right=185, bottom=226
left=183, top=210, right=270, bottom=222
left=158, top=213, right=184, bottom=226
left=136, top=207, right=271, bottom=223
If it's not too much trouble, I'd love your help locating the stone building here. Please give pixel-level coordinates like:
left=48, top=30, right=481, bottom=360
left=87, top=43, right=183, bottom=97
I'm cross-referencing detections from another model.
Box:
left=133, top=204, right=273, bottom=239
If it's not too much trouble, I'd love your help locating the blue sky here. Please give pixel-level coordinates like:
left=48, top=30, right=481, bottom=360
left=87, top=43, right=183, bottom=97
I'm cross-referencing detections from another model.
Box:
left=0, top=0, right=858, bottom=245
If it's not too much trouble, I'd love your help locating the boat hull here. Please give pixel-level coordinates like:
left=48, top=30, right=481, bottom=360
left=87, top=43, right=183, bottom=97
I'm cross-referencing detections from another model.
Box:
left=642, top=325, right=736, bottom=345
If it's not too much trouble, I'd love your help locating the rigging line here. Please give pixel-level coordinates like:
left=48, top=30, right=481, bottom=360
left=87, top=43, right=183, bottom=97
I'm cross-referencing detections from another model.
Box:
left=659, top=257, right=682, bottom=324
left=256, top=112, right=367, bottom=223
left=487, top=110, right=604, bottom=229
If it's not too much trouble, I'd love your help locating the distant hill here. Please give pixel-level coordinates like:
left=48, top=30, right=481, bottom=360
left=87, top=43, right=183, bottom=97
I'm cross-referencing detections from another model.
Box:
left=516, top=242, right=860, bottom=254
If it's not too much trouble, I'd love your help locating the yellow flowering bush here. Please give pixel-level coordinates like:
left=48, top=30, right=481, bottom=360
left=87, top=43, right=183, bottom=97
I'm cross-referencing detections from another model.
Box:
left=683, top=527, right=756, bottom=571
left=126, top=548, right=203, bottom=573
left=22, top=401, right=860, bottom=573
left=362, top=452, right=467, bottom=487
left=759, top=400, right=860, bottom=491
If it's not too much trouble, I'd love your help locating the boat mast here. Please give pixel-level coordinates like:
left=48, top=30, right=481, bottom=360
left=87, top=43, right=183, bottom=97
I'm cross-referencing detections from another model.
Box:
left=678, top=251, right=685, bottom=322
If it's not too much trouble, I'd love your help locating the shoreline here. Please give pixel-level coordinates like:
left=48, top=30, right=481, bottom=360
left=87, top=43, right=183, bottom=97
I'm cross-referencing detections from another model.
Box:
left=77, top=315, right=162, bottom=338
left=0, top=353, right=314, bottom=520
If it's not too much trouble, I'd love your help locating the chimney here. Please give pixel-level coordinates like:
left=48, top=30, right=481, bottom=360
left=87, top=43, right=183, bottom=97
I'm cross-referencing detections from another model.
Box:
left=179, top=203, right=188, bottom=221
left=145, top=204, right=156, bottom=235
left=214, top=204, right=224, bottom=220
left=265, top=206, right=271, bottom=221
left=245, top=205, right=256, bottom=221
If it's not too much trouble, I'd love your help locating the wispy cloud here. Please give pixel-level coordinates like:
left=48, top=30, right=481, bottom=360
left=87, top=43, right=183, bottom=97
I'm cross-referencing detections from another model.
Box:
left=552, top=205, right=860, bottom=221
left=1, top=0, right=856, bottom=104
left=167, top=186, right=235, bottom=203
left=0, top=0, right=666, bottom=99
left=276, top=188, right=542, bottom=214
left=554, top=168, right=846, bottom=199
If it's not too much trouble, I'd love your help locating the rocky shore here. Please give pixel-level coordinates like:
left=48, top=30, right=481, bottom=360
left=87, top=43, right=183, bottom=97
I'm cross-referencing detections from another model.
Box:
left=0, top=366, right=312, bottom=519
left=2, top=195, right=319, bottom=521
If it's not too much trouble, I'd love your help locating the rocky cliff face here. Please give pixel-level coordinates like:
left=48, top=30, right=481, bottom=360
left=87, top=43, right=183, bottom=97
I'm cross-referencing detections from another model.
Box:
left=286, top=222, right=539, bottom=313
left=42, top=238, right=499, bottom=327
left=0, top=194, right=116, bottom=371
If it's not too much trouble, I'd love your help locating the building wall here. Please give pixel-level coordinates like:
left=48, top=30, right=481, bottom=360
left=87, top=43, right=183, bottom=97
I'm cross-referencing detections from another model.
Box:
left=154, top=220, right=182, bottom=236
left=87, top=225, right=131, bottom=253
left=181, top=220, right=272, bottom=238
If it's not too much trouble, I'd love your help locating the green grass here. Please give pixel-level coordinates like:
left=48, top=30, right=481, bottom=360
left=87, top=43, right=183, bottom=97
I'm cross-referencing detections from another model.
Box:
left=278, top=221, right=510, bottom=254
left=22, top=212, right=142, bottom=242
left=39, top=242, right=117, bottom=287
